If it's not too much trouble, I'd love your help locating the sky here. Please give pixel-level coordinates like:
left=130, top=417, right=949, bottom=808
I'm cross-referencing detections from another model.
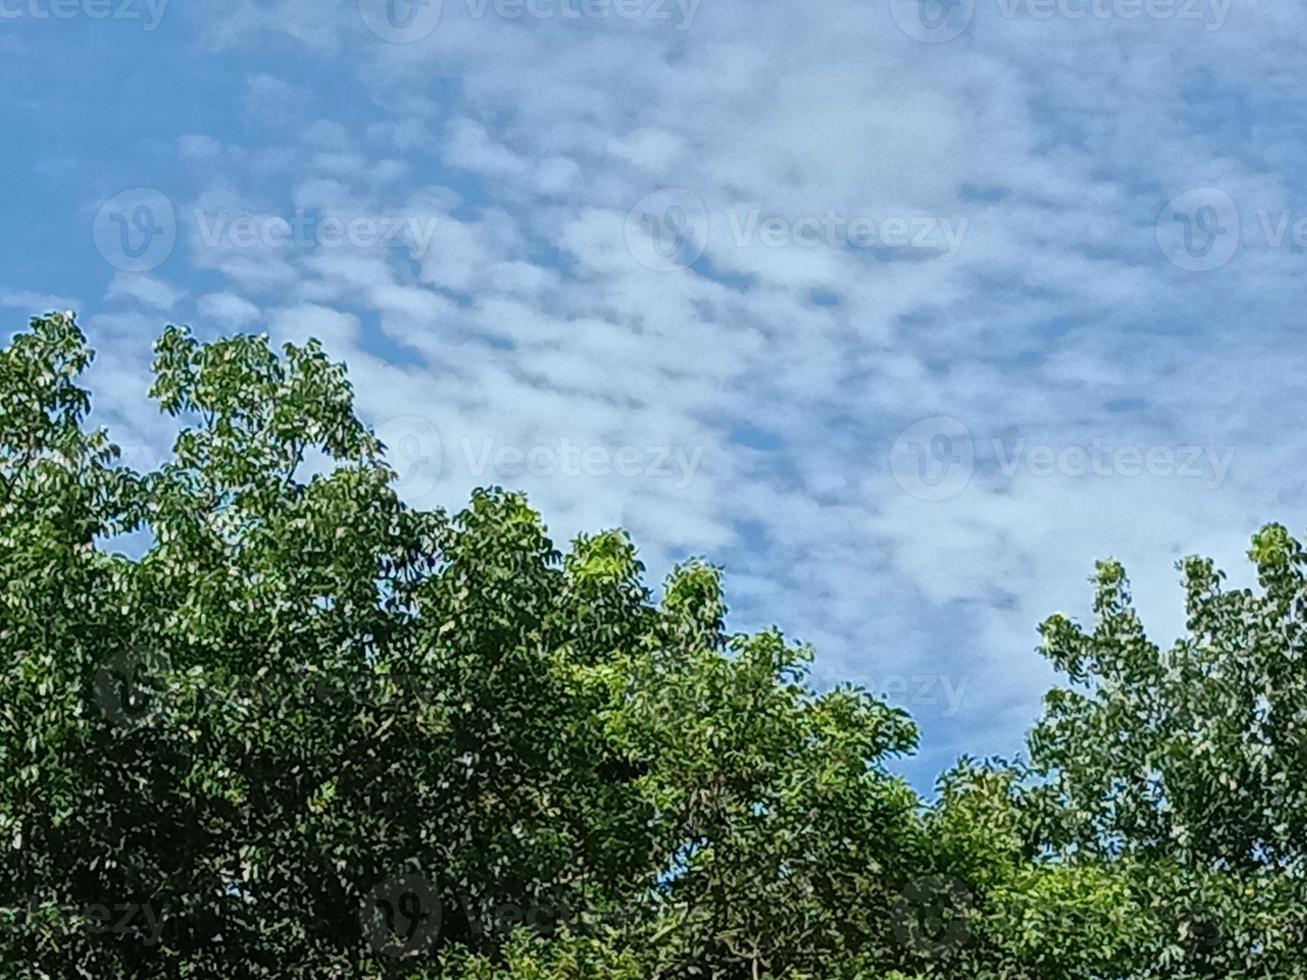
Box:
left=2, top=0, right=1304, bottom=788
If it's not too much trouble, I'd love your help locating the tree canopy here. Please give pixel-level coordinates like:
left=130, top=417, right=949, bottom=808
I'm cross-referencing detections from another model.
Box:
left=2, top=312, right=1304, bottom=977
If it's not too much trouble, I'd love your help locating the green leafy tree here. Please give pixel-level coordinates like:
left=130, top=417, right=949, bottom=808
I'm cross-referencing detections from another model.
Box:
left=6, top=311, right=1307, bottom=978
left=1027, top=533, right=1307, bottom=976
left=0, top=314, right=658, bottom=975
left=0, top=314, right=935, bottom=977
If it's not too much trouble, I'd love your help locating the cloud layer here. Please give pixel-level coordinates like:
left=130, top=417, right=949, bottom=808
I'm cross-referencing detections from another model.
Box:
left=4, top=0, right=1305, bottom=784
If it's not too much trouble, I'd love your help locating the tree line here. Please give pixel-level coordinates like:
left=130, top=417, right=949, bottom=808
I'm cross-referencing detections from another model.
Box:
left=2, top=312, right=1303, bottom=977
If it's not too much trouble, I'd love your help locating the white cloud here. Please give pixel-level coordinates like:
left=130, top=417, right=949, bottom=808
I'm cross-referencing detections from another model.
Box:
left=197, top=292, right=262, bottom=330
left=105, top=274, right=187, bottom=312
left=120, top=0, right=1307, bottom=779
left=0, top=288, right=78, bottom=313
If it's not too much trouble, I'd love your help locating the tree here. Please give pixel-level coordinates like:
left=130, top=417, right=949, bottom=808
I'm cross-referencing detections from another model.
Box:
left=0, top=314, right=937, bottom=977
left=1025, top=532, right=1307, bottom=975
left=4, top=311, right=1307, bottom=978
left=1, top=314, right=658, bottom=974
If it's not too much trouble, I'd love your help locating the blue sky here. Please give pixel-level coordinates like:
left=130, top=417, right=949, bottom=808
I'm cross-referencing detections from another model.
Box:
left=2, top=0, right=1304, bottom=788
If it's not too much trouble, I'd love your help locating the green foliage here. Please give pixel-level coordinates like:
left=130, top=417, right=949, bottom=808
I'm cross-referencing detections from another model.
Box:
left=3, top=311, right=1307, bottom=977
left=1028, top=533, right=1307, bottom=975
